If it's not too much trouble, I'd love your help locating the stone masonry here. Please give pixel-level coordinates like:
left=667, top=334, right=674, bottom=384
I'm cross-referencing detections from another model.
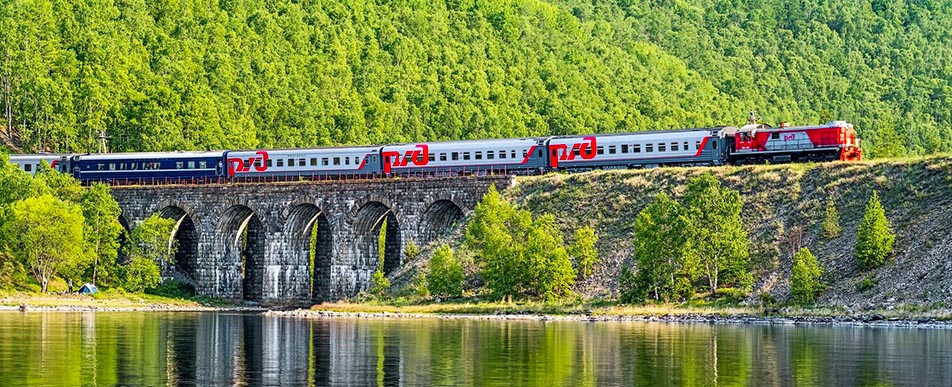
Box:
left=111, top=176, right=512, bottom=305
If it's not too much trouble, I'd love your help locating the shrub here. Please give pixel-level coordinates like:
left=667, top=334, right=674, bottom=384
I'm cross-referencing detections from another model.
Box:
left=855, top=191, right=895, bottom=269
left=856, top=275, right=877, bottom=291
left=790, top=247, right=823, bottom=304
left=122, top=256, right=161, bottom=293
left=427, top=245, right=464, bottom=298
left=404, top=239, right=420, bottom=262
left=370, top=269, right=390, bottom=296
left=569, top=226, right=599, bottom=280
left=822, top=197, right=842, bottom=239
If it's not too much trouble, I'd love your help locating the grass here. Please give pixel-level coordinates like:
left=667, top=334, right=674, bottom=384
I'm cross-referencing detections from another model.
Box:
left=0, top=289, right=213, bottom=309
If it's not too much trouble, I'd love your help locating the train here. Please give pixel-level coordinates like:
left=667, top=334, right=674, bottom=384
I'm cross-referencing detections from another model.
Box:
left=5, top=120, right=862, bottom=184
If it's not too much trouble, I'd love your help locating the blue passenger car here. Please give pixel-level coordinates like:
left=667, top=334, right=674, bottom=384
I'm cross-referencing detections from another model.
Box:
left=71, top=151, right=225, bottom=183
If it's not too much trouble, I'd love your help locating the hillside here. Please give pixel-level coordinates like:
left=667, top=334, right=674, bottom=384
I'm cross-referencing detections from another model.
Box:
left=506, top=156, right=952, bottom=309
left=2, top=0, right=951, bottom=157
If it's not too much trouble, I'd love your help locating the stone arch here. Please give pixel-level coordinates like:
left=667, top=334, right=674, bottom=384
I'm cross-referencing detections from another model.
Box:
left=284, top=203, right=334, bottom=303
left=155, top=205, right=200, bottom=285
left=419, top=199, right=465, bottom=246
left=217, top=205, right=266, bottom=301
left=354, top=201, right=402, bottom=275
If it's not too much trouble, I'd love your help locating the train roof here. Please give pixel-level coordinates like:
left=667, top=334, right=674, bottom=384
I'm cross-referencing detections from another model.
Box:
left=383, top=137, right=539, bottom=148
left=72, top=151, right=225, bottom=161
left=731, top=121, right=854, bottom=134
left=6, top=153, right=69, bottom=161
left=226, top=145, right=382, bottom=154
left=548, top=127, right=730, bottom=140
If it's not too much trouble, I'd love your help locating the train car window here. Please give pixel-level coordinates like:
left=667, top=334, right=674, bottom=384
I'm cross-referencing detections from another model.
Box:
left=475, top=151, right=482, bottom=160
left=712, top=141, right=718, bottom=149
left=288, top=159, right=295, bottom=167
left=118, top=163, right=125, bottom=170
left=345, top=157, right=351, bottom=165
left=696, top=141, right=701, bottom=150
left=646, top=144, right=654, bottom=153
left=452, top=152, right=459, bottom=161
left=633, top=144, right=640, bottom=153
left=266, top=159, right=273, bottom=167
left=188, top=161, right=196, bottom=169
left=429, top=153, right=435, bottom=162
left=671, top=143, right=679, bottom=151
left=130, top=162, right=138, bottom=170
left=463, top=152, right=471, bottom=161
left=310, top=158, right=317, bottom=166
left=355, top=157, right=360, bottom=165
left=772, top=133, right=780, bottom=140
left=522, top=149, right=528, bottom=158
left=322, top=158, right=328, bottom=166
left=537, top=148, right=543, bottom=157
left=487, top=151, right=494, bottom=160
left=200, top=161, right=207, bottom=169
left=511, top=150, right=517, bottom=159
left=684, top=141, right=689, bottom=151
left=621, top=144, right=629, bottom=153
left=573, top=148, right=580, bottom=157
left=658, top=143, right=666, bottom=152
left=277, top=159, right=284, bottom=167
left=24, top=164, right=31, bottom=172
left=596, top=146, right=604, bottom=155
left=499, top=150, right=506, bottom=159
left=299, top=158, right=305, bottom=166
left=608, top=145, right=616, bottom=154
left=109, top=163, right=116, bottom=171
left=332, top=157, right=339, bottom=165
left=440, top=153, right=447, bottom=161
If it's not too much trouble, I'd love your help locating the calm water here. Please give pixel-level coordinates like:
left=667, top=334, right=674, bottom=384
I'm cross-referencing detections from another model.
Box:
left=0, top=312, right=950, bottom=386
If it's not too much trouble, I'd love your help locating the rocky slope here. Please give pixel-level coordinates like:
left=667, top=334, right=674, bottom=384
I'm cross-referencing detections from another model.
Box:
left=503, top=156, right=952, bottom=309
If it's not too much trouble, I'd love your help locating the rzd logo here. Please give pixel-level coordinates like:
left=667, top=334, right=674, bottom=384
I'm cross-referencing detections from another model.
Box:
left=227, top=151, right=269, bottom=176
left=549, top=136, right=597, bottom=168
left=382, top=144, right=428, bottom=173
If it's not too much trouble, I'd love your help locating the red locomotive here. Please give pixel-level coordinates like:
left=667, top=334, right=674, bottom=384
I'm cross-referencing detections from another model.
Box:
left=726, top=115, right=862, bottom=164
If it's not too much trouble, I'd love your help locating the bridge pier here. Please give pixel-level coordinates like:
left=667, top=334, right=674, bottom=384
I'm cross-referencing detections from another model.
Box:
left=111, top=176, right=511, bottom=305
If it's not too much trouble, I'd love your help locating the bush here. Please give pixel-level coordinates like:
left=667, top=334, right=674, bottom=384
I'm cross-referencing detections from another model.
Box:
left=427, top=245, right=464, bottom=298
left=822, top=197, right=842, bottom=239
left=569, top=226, right=599, bottom=280
left=122, top=257, right=161, bottom=293
left=369, top=269, right=390, bottom=296
left=147, top=279, right=195, bottom=298
left=856, top=275, right=878, bottom=291
left=790, top=247, right=823, bottom=304
left=855, top=191, right=895, bottom=269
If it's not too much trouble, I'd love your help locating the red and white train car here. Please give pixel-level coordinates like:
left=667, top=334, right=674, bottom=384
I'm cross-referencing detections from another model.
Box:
left=727, top=121, right=862, bottom=164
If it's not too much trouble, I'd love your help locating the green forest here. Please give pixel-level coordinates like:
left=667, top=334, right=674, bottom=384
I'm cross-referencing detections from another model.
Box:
left=1, top=0, right=950, bottom=157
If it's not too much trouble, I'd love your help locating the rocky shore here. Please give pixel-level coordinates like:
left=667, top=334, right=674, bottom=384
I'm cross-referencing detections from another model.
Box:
left=0, top=304, right=268, bottom=313
left=268, top=308, right=952, bottom=329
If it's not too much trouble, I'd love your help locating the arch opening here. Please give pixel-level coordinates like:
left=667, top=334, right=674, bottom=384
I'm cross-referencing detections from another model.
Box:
left=354, top=202, right=402, bottom=276
left=218, top=205, right=266, bottom=302
left=419, top=200, right=464, bottom=246
left=285, top=204, right=333, bottom=303
left=156, top=206, right=199, bottom=287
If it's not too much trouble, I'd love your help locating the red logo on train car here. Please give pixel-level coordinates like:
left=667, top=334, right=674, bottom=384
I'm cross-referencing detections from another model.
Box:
left=227, top=151, right=269, bottom=176
left=549, top=136, right=597, bottom=168
left=382, top=144, right=428, bottom=173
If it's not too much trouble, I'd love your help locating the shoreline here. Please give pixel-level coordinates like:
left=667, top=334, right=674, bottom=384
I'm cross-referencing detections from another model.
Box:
left=268, top=308, right=952, bottom=329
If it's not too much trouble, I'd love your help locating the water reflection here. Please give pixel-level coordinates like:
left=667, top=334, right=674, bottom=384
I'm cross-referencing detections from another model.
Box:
left=0, top=312, right=951, bottom=386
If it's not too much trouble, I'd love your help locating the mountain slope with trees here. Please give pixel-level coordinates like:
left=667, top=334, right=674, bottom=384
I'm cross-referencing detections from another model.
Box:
left=2, top=0, right=949, bottom=156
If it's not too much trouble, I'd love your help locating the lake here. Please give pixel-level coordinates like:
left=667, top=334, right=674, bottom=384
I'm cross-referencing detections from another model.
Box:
left=0, top=312, right=949, bottom=386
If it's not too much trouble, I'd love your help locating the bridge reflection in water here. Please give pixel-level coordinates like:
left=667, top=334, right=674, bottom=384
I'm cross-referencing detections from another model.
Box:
left=1, top=312, right=951, bottom=386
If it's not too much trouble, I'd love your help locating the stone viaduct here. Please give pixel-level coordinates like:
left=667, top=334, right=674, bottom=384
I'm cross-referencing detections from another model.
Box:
left=111, top=176, right=511, bottom=305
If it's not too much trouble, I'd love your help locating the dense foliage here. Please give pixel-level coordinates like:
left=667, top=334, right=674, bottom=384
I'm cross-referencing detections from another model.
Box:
left=569, top=226, right=599, bottom=280
left=790, top=247, right=823, bottom=304
left=4, top=0, right=947, bottom=156
left=822, top=197, right=842, bottom=240
left=621, top=173, right=750, bottom=303
left=121, top=214, right=177, bottom=292
left=0, top=155, right=140, bottom=292
left=427, top=244, right=464, bottom=298
left=465, top=185, right=576, bottom=300
left=855, top=191, right=895, bottom=269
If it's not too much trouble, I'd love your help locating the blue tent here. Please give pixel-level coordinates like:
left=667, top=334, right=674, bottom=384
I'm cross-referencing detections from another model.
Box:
left=77, top=283, right=99, bottom=295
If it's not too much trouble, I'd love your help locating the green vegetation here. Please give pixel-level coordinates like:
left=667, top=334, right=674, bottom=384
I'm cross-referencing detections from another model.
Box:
left=465, top=185, right=577, bottom=301
left=790, top=247, right=823, bottom=305
left=569, top=226, right=599, bottom=280
left=855, top=191, right=895, bottom=269
left=370, top=269, right=391, bottom=296
left=0, top=195, right=84, bottom=292
left=822, top=197, right=842, bottom=240
left=621, top=173, right=750, bottom=303
left=121, top=214, right=177, bottom=293
left=426, top=245, right=464, bottom=298
left=2, top=0, right=950, bottom=157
